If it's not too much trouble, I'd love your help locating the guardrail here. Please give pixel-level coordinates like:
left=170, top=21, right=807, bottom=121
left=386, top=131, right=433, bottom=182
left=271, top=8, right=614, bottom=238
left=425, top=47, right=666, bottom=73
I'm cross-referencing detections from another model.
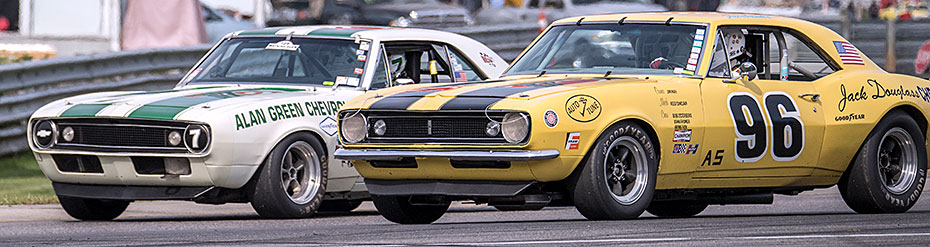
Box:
left=0, top=45, right=210, bottom=156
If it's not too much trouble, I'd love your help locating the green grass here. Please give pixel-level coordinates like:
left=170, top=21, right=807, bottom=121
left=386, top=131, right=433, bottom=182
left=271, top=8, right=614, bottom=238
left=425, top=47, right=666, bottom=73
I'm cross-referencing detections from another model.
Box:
left=0, top=152, right=57, bottom=205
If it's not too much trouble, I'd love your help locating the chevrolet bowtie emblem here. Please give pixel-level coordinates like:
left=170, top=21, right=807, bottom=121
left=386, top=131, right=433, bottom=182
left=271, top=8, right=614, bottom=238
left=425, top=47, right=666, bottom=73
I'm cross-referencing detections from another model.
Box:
left=36, top=130, right=52, bottom=138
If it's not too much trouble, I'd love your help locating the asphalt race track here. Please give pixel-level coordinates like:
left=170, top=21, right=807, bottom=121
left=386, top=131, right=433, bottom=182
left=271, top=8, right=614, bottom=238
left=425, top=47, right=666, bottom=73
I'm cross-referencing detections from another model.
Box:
left=2, top=187, right=929, bottom=246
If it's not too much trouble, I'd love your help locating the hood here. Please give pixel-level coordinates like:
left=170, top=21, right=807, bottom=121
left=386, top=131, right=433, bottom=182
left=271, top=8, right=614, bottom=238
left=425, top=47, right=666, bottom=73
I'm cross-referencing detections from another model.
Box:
left=352, top=75, right=653, bottom=111
left=52, top=86, right=319, bottom=120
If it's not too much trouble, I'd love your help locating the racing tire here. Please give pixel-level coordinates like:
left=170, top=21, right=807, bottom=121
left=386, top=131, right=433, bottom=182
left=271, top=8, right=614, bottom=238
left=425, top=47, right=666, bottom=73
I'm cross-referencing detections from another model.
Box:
left=57, top=196, right=130, bottom=221
left=371, top=195, right=449, bottom=224
left=569, top=121, right=658, bottom=220
left=839, top=110, right=927, bottom=214
left=646, top=201, right=707, bottom=218
left=317, top=199, right=363, bottom=212
left=250, top=133, right=328, bottom=218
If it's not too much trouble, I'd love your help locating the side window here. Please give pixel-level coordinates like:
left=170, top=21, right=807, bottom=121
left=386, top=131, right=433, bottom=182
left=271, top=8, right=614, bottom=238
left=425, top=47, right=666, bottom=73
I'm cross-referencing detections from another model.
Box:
left=370, top=49, right=390, bottom=89
left=780, top=31, right=836, bottom=81
left=708, top=32, right=730, bottom=78
left=448, top=49, right=484, bottom=82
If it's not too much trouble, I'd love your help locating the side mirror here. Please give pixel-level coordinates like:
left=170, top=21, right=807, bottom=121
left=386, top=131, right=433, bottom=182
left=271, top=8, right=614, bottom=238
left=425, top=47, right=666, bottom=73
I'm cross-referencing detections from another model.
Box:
left=395, top=78, right=415, bottom=85
left=740, top=62, right=758, bottom=81
left=723, top=62, right=758, bottom=83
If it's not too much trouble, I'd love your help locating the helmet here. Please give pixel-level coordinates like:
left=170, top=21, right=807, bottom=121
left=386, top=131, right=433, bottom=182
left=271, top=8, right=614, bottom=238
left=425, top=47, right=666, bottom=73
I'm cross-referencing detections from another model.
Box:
left=724, top=30, right=745, bottom=60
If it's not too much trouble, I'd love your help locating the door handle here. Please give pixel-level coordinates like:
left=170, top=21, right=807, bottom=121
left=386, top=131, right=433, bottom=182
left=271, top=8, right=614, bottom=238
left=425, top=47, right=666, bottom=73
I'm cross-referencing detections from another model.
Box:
left=798, top=93, right=820, bottom=102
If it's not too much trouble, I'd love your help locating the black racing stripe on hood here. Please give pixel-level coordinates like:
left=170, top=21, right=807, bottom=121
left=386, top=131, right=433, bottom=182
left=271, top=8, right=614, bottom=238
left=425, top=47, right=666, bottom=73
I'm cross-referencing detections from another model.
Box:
left=367, top=81, right=491, bottom=110
left=439, top=78, right=603, bottom=110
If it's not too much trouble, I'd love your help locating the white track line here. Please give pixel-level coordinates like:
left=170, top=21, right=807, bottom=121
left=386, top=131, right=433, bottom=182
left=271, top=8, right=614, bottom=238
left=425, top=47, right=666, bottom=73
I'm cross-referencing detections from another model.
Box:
left=422, top=232, right=930, bottom=246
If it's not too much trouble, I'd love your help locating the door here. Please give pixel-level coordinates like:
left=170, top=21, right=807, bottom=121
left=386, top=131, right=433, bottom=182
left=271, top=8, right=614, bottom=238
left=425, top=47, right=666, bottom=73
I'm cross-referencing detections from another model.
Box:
left=695, top=27, right=834, bottom=182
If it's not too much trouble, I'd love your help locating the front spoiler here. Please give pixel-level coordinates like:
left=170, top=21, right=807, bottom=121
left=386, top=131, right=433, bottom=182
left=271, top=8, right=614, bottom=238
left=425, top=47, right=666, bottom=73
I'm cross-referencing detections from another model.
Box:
left=52, top=182, right=214, bottom=200
left=333, top=149, right=560, bottom=161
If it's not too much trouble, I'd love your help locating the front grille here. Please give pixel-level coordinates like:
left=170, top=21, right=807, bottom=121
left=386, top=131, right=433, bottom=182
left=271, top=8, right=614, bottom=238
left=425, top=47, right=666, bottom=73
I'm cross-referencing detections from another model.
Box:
left=45, top=118, right=196, bottom=153
left=348, top=110, right=527, bottom=145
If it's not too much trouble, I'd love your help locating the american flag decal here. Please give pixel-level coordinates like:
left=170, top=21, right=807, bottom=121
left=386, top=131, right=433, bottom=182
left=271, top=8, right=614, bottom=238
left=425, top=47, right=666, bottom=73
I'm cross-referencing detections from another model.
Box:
left=834, top=41, right=864, bottom=65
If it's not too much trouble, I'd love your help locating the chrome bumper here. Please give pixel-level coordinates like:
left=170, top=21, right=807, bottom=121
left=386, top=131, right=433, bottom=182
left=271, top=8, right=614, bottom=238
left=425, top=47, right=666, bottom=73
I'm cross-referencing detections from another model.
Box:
left=333, top=149, right=560, bottom=161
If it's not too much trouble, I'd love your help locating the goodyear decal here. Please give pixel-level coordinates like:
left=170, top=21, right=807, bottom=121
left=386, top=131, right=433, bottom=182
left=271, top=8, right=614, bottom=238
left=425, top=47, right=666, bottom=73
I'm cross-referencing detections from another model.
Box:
left=235, top=100, right=345, bottom=130
left=440, top=79, right=603, bottom=110
left=367, top=81, right=489, bottom=110
left=128, top=88, right=302, bottom=120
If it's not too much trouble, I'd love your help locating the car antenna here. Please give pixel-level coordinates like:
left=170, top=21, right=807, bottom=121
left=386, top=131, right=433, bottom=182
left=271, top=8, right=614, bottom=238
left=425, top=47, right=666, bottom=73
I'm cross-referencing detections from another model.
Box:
left=576, top=17, right=585, bottom=26
left=537, top=71, right=547, bottom=77
left=665, top=17, right=674, bottom=26
left=603, top=71, right=612, bottom=77
left=618, top=17, right=627, bottom=25
left=286, top=31, right=294, bottom=41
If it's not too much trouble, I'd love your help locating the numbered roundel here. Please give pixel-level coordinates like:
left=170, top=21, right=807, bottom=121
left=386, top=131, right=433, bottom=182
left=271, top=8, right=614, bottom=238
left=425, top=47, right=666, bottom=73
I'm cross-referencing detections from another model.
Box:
left=33, top=120, right=56, bottom=148
left=183, top=125, right=210, bottom=153
left=544, top=109, right=558, bottom=128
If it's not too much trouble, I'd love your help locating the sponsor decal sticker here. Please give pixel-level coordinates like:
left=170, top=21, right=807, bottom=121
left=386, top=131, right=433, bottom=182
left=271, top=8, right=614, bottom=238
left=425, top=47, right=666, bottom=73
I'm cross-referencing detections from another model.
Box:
left=265, top=40, right=299, bottom=51
left=335, top=76, right=348, bottom=86
left=673, top=129, right=692, bottom=142
left=347, top=77, right=360, bottom=87
left=234, top=101, right=345, bottom=131
left=672, top=143, right=700, bottom=155
left=320, top=117, right=338, bottom=136
left=359, top=41, right=371, bottom=51
left=480, top=52, right=496, bottom=67
left=564, top=94, right=601, bottom=122
left=544, top=109, right=558, bottom=128
left=565, top=132, right=581, bottom=150
left=356, top=49, right=366, bottom=55
left=357, top=54, right=367, bottom=61
left=353, top=68, right=364, bottom=75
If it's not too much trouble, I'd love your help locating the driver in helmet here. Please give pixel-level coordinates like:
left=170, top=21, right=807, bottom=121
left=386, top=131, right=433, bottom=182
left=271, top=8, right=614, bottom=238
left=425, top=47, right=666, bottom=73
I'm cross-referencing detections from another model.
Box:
left=724, top=29, right=752, bottom=75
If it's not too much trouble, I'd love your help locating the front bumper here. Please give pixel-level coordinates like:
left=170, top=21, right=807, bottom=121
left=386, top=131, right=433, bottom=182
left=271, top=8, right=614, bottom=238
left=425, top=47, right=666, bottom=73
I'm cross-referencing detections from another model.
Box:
left=333, top=149, right=560, bottom=161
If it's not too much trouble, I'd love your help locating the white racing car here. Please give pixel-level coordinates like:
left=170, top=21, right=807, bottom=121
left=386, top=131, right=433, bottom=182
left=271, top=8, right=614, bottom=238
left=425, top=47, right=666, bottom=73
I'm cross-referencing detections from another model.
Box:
left=26, top=26, right=504, bottom=220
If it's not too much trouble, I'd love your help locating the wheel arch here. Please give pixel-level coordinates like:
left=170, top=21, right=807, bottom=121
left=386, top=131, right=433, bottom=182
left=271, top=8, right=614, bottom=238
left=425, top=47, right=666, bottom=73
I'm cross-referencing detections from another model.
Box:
left=841, top=104, right=927, bottom=178
left=575, top=116, right=662, bottom=174
left=244, top=129, right=330, bottom=189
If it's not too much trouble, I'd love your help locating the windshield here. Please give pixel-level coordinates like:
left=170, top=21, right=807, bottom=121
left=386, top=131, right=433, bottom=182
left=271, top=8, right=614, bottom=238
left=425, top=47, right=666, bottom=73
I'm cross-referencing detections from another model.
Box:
left=505, top=23, right=707, bottom=76
left=185, top=37, right=369, bottom=87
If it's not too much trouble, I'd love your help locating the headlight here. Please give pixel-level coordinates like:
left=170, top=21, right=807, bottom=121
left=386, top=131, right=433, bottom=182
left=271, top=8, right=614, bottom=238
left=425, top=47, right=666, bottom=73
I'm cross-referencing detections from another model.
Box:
left=32, top=120, right=57, bottom=148
left=341, top=113, right=367, bottom=143
left=168, top=131, right=182, bottom=146
left=62, top=127, right=75, bottom=142
left=501, top=112, right=529, bottom=144
left=373, top=119, right=387, bottom=136
left=183, top=125, right=210, bottom=153
left=390, top=16, right=410, bottom=27
left=486, top=121, right=500, bottom=137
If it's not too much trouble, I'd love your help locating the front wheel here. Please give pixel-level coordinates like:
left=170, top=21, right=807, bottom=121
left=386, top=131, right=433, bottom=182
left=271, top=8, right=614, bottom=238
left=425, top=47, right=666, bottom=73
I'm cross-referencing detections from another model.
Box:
left=250, top=133, right=328, bottom=218
left=58, top=196, right=130, bottom=221
left=371, top=195, right=449, bottom=224
left=839, top=110, right=927, bottom=213
left=569, top=122, right=658, bottom=220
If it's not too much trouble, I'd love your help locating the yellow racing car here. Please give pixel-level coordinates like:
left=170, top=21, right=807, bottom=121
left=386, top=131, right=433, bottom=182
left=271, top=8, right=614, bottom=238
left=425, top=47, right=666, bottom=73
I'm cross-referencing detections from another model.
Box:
left=334, top=12, right=929, bottom=224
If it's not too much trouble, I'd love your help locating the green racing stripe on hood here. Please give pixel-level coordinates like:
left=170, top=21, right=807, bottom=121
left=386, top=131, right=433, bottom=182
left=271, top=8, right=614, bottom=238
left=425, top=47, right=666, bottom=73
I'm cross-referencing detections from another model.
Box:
left=127, top=88, right=305, bottom=120
left=59, top=104, right=110, bottom=117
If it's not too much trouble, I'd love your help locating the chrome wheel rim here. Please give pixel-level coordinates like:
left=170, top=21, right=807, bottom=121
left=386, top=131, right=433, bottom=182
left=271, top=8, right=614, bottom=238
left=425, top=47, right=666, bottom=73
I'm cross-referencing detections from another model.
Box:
left=280, top=141, right=322, bottom=204
left=877, top=127, right=918, bottom=195
left=604, top=136, right=649, bottom=205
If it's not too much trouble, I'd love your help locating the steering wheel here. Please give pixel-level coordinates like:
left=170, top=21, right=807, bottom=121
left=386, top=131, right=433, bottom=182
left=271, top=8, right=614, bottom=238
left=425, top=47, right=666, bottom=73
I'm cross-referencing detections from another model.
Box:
left=651, top=57, right=687, bottom=70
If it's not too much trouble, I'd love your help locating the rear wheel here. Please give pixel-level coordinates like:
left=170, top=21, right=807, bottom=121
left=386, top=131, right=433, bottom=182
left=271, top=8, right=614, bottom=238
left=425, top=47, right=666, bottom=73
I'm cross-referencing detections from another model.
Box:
left=250, top=133, right=328, bottom=218
left=371, top=195, right=449, bottom=224
left=57, top=196, right=129, bottom=221
left=570, top=122, right=657, bottom=220
left=839, top=110, right=927, bottom=213
left=646, top=200, right=707, bottom=218
left=318, top=199, right=363, bottom=212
